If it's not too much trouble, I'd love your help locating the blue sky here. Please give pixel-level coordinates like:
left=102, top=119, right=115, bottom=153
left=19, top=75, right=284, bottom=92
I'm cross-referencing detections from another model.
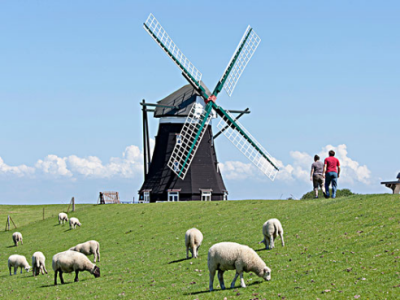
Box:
left=0, top=1, right=399, bottom=204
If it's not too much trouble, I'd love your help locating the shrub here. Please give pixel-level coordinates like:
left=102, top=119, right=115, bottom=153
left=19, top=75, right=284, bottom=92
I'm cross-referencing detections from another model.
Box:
left=301, top=188, right=355, bottom=200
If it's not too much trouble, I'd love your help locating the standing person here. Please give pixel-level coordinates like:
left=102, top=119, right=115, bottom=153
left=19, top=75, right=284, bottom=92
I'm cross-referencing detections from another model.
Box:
left=323, top=150, right=341, bottom=198
left=310, top=155, right=325, bottom=198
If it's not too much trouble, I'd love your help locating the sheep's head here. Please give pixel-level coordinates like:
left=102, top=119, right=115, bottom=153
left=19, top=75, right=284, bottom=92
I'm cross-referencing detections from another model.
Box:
left=92, top=266, right=100, bottom=278
left=77, top=222, right=81, bottom=227
left=25, top=266, right=31, bottom=273
left=262, top=267, right=271, bottom=281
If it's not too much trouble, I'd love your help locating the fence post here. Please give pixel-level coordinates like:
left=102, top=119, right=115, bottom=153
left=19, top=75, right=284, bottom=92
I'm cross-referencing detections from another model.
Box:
left=72, top=197, right=75, bottom=212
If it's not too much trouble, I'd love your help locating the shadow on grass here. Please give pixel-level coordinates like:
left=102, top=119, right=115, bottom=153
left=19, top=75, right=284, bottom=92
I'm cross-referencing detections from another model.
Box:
left=168, top=258, right=189, bottom=264
left=184, top=280, right=263, bottom=295
left=6, top=245, right=16, bottom=248
left=254, top=248, right=267, bottom=252
left=40, top=282, right=74, bottom=288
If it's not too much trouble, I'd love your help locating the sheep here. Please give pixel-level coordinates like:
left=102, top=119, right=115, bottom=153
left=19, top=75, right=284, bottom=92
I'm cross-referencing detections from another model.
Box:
left=185, top=228, right=203, bottom=259
left=12, top=232, right=23, bottom=246
left=32, top=251, right=48, bottom=276
left=208, top=242, right=271, bottom=291
left=69, top=217, right=81, bottom=229
left=8, top=254, right=31, bottom=276
left=259, top=218, right=284, bottom=250
left=69, top=240, right=100, bottom=263
left=58, top=213, right=69, bottom=225
left=52, top=250, right=100, bottom=285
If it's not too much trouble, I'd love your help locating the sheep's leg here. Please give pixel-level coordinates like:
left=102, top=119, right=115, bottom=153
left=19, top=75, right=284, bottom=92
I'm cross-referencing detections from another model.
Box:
left=43, top=264, right=48, bottom=274
left=33, top=266, right=36, bottom=277
left=192, top=243, right=197, bottom=258
left=270, top=236, right=275, bottom=249
left=217, top=270, right=225, bottom=290
left=280, top=231, right=285, bottom=247
left=239, top=272, right=246, bottom=288
left=231, top=272, right=239, bottom=288
left=21, top=239, right=23, bottom=245
left=20, top=266, right=22, bottom=274
left=209, top=270, right=216, bottom=291
left=54, top=270, right=58, bottom=285
left=59, top=271, right=65, bottom=284
left=9, top=267, right=12, bottom=276
left=97, top=248, right=100, bottom=262
left=74, top=271, right=79, bottom=282
left=186, top=246, right=189, bottom=259
left=265, top=237, right=269, bottom=250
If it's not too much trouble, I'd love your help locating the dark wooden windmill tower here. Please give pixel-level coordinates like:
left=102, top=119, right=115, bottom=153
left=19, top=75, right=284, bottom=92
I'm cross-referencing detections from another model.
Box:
left=139, top=85, right=228, bottom=202
left=139, top=14, right=279, bottom=203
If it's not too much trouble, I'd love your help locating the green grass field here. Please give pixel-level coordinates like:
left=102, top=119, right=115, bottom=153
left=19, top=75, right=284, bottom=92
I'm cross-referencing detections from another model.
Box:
left=0, top=194, right=399, bottom=299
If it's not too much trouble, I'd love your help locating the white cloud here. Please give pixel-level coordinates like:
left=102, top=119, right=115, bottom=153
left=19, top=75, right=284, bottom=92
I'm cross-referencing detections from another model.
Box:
left=35, top=155, right=73, bottom=177
left=219, top=161, right=256, bottom=180
left=0, top=157, right=35, bottom=177
left=220, top=144, right=371, bottom=186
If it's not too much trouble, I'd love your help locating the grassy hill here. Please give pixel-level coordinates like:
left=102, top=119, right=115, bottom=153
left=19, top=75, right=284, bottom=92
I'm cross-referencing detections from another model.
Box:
left=0, top=194, right=399, bottom=299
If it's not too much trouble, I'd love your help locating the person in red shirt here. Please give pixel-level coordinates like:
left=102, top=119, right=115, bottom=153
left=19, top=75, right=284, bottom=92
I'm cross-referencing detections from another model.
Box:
left=323, top=150, right=341, bottom=198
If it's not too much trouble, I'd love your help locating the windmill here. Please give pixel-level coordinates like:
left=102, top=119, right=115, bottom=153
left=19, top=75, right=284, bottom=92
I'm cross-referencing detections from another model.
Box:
left=139, top=14, right=279, bottom=202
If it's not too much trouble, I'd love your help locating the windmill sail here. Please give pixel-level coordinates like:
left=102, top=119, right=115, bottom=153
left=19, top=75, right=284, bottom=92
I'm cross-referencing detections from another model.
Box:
left=167, top=103, right=213, bottom=179
left=143, top=14, right=205, bottom=94
left=215, top=105, right=279, bottom=181
left=212, top=26, right=261, bottom=97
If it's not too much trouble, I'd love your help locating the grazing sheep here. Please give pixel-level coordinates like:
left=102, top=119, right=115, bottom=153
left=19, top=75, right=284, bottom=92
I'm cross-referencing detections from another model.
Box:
left=208, top=242, right=271, bottom=291
left=185, top=228, right=203, bottom=259
left=12, top=232, right=23, bottom=246
left=69, top=240, right=100, bottom=263
left=8, top=254, right=31, bottom=276
left=32, top=251, right=48, bottom=276
left=259, top=218, right=284, bottom=250
left=52, top=250, right=100, bottom=285
left=69, top=217, right=81, bottom=229
left=58, top=213, right=69, bottom=225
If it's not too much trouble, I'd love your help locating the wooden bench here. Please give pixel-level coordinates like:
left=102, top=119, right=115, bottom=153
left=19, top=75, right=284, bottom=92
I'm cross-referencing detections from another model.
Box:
left=381, top=179, right=400, bottom=194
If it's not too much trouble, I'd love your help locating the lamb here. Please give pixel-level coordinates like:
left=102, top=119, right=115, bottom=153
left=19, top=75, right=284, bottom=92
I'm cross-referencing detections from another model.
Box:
left=32, top=251, right=48, bottom=276
left=12, top=232, right=23, bottom=246
left=52, top=250, right=100, bottom=285
left=208, top=242, right=271, bottom=291
left=69, top=240, right=100, bottom=263
left=185, top=228, right=203, bottom=259
left=8, top=254, right=31, bottom=276
left=58, top=212, right=69, bottom=225
left=259, top=218, right=284, bottom=250
left=69, top=217, right=81, bottom=229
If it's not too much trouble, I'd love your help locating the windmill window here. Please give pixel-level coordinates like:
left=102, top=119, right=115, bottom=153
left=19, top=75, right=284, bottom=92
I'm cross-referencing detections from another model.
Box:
left=173, top=161, right=179, bottom=172
left=168, top=191, right=179, bottom=202
left=223, top=191, right=228, bottom=201
left=143, top=191, right=150, bottom=203
left=201, top=189, right=212, bottom=201
left=176, top=134, right=182, bottom=146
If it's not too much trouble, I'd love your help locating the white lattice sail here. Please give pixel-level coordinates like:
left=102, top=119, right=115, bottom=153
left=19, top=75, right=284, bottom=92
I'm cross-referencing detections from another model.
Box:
left=168, top=103, right=213, bottom=179
left=221, top=26, right=261, bottom=97
left=144, top=14, right=202, bottom=87
left=216, top=111, right=278, bottom=181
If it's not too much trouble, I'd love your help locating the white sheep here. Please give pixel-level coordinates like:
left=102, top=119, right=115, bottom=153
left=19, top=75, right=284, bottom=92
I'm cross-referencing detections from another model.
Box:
left=12, top=232, right=23, bottom=247
left=69, top=240, right=100, bottom=263
left=58, top=213, right=69, bottom=225
left=52, top=250, right=100, bottom=285
left=208, top=242, right=271, bottom=291
left=259, top=218, right=284, bottom=250
left=185, top=228, right=203, bottom=259
left=8, top=254, right=31, bottom=276
left=32, top=251, right=48, bottom=276
left=69, top=217, right=81, bottom=229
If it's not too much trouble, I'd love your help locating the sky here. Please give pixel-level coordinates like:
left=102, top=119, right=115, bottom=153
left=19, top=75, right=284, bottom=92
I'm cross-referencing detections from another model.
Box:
left=0, top=1, right=399, bottom=204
